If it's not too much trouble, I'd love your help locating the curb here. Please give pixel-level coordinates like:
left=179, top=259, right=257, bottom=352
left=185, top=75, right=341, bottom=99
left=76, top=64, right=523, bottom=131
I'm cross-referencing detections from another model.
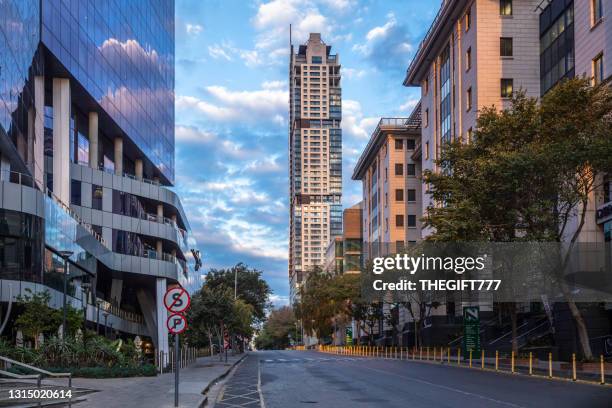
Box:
left=199, top=354, right=248, bottom=407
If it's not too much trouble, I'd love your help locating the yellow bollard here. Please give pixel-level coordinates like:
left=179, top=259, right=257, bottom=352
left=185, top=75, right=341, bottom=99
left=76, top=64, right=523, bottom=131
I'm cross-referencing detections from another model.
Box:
left=469, top=350, right=473, bottom=368
left=511, top=351, right=515, bottom=374
left=495, top=350, right=499, bottom=371
left=427, top=347, right=430, bottom=361
left=548, top=352, right=553, bottom=378
left=447, top=347, right=451, bottom=364
left=601, top=355, right=605, bottom=385
left=481, top=349, right=485, bottom=369
left=400, top=347, right=403, bottom=360
left=572, top=353, right=576, bottom=381
left=457, top=348, right=461, bottom=365
left=529, top=352, right=533, bottom=375
left=420, top=347, right=423, bottom=360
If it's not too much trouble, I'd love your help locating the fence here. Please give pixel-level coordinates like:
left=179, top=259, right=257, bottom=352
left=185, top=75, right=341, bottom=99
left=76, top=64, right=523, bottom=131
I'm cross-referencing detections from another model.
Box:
left=310, top=345, right=612, bottom=386
left=154, top=347, right=202, bottom=373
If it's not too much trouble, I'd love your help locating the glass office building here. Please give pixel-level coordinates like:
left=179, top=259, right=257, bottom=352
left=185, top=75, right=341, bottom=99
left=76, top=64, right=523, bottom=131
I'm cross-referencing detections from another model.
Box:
left=0, top=0, right=200, bottom=356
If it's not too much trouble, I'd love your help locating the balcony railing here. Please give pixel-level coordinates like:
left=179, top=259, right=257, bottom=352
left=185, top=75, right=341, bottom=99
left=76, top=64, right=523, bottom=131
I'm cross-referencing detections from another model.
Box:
left=0, top=170, right=108, bottom=247
left=95, top=297, right=144, bottom=325
left=97, top=164, right=161, bottom=186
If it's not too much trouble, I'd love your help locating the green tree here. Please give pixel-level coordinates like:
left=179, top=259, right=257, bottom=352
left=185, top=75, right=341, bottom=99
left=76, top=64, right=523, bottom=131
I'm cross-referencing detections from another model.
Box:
left=423, top=78, right=612, bottom=359
left=186, top=286, right=234, bottom=356
left=255, top=306, right=296, bottom=350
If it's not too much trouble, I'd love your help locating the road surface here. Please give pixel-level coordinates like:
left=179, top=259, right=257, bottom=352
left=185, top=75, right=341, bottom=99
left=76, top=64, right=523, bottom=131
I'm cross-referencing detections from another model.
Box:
left=217, top=350, right=612, bottom=408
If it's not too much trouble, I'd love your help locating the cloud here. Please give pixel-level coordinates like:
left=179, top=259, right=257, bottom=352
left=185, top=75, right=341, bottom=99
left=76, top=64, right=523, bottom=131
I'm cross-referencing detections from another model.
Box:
left=185, top=23, right=203, bottom=36
left=208, top=44, right=233, bottom=61
left=400, top=97, right=419, bottom=112
left=352, top=13, right=415, bottom=72
left=342, top=67, right=367, bottom=79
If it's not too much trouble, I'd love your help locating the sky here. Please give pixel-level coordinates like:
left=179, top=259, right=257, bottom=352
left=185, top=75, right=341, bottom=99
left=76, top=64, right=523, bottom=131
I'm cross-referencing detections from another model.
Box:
left=174, top=0, right=440, bottom=306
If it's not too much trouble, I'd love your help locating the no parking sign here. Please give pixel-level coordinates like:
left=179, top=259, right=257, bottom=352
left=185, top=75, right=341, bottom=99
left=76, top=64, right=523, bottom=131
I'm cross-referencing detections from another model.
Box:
left=167, top=313, right=188, bottom=335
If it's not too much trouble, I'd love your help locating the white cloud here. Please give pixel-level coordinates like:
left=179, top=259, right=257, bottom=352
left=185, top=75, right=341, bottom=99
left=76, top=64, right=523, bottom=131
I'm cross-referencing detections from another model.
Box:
left=342, top=99, right=378, bottom=140
left=175, top=125, right=216, bottom=143
left=269, top=294, right=290, bottom=307
left=400, top=98, right=419, bottom=112
left=207, top=44, right=233, bottom=61
left=262, top=80, right=287, bottom=90
left=342, top=67, right=366, bottom=79
left=186, top=23, right=203, bottom=36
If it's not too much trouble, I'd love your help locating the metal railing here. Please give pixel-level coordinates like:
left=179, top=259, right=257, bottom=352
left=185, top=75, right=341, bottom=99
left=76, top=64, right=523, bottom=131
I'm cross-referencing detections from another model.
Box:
left=0, top=356, right=71, bottom=389
left=95, top=297, right=144, bottom=325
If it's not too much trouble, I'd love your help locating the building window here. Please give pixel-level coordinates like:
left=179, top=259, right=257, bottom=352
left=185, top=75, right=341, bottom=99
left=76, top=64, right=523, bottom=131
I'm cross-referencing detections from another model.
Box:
left=501, top=78, right=513, bottom=97
left=311, top=56, right=322, bottom=64
left=465, top=10, right=471, bottom=31
left=396, top=215, right=404, bottom=228
left=467, top=127, right=473, bottom=143
left=406, top=139, right=415, bottom=150
left=395, top=139, right=403, bottom=150
left=395, top=163, right=403, bottom=176
left=500, top=0, right=512, bottom=15
left=385, top=192, right=388, bottom=207
left=425, top=142, right=430, bottom=160
left=466, top=47, right=472, bottom=71
left=395, top=189, right=404, bottom=201
left=592, top=0, right=603, bottom=25
left=424, top=77, right=429, bottom=94
left=500, top=37, right=513, bottom=57
left=424, top=108, right=429, bottom=127
left=593, top=54, right=604, bottom=85
left=71, top=180, right=81, bottom=206
left=92, top=185, right=103, bottom=210
left=466, top=87, right=473, bottom=111
left=407, top=215, right=417, bottom=227
left=407, top=163, right=416, bottom=176
left=407, top=189, right=416, bottom=202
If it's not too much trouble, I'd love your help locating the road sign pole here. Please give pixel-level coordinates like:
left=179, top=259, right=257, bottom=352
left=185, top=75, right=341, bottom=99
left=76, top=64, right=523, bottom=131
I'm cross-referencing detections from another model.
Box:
left=174, top=333, right=179, bottom=407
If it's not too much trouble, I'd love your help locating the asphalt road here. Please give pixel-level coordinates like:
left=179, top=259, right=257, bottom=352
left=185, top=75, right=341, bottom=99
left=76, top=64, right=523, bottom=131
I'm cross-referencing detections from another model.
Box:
left=254, top=350, right=612, bottom=408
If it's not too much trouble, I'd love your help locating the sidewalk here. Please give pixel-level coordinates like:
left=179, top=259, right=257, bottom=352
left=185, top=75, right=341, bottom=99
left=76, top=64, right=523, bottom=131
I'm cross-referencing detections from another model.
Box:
left=48, top=353, right=246, bottom=408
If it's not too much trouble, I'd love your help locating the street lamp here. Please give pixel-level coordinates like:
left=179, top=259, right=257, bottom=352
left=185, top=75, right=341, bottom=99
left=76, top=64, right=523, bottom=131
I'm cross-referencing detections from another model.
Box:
left=59, top=250, right=74, bottom=342
left=81, top=282, right=91, bottom=336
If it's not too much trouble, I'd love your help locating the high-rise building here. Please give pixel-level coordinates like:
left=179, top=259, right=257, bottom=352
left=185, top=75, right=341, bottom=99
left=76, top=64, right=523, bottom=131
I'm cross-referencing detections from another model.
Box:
left=289, top=33, right=342, bottom=302
left=323, top=202, right=363, bottom=275
left=0, top=0, right=200, bottom=358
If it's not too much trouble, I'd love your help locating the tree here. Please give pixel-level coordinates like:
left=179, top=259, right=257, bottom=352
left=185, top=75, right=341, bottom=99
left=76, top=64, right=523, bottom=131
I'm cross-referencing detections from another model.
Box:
left=423, top=78, right=612, bottom=359
left=15, top=289, right=83, bottom=348
left=186, top=286, right=234, bottom=357
left=255, top=306, right=296, bottom=350
left=204, top=263, right=272, bottom=324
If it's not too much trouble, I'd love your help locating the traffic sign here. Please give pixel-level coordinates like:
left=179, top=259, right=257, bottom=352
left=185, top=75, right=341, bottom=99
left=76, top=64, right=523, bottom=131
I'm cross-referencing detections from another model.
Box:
left=164, top=287, right=191, bottom=314
left=167, top=313, right=188, bottom=334
left=462, top=306, right=481, bottom=355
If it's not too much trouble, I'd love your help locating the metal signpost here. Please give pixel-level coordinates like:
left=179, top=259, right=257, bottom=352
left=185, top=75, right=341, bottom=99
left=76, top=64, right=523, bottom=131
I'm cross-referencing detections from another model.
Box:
left=164, top=287, right=191, bottom=408
left=462, top=306, right=481, bottom=357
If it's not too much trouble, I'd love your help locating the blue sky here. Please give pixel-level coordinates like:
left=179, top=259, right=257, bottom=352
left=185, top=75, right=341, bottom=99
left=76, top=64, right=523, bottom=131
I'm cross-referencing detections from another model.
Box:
left=174, top=0, right=439, bottom=306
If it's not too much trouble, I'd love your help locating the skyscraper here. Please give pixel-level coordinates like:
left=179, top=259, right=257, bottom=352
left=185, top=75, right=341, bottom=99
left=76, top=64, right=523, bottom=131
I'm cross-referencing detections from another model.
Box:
left=0, top=0, right=200, bottom=359
left=289, top=33, right=342, bottom=302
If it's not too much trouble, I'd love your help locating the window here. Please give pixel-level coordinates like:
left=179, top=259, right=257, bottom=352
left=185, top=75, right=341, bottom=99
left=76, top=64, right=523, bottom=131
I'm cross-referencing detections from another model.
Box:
left=395, top=189, right=404, bottom=201
left=407, top=215, right=417, bottom=227
left=424, top=77, right=429, bottom=94
left=71, top=180, right=81, bottom=206
left=407, top=164, right=416, bottom=176
left=425, top=142, right=430, bottom=160
left=593, top=54, right=604, bottom=85
left=466, top=87, right=473, bottom=111
left=311, top=56, right=322, bottom=64
left=467, top=127, right=473, bottom=143
left=501, top=78, right=513, bottom=97
left=500, top=0, right=512, bottom=15
left=406, top=139, right=416, bottom=150
left=500, top=37, right=513, bottom=57
left=395, top=139, right=403, bottom=150
left=466, top=47, right=472, bottom=71
left=407, top=189, right=416, bottom=202
left=385, top=192, right=388, bottom=207
left=92, top=185, right=103, bottom=210
left=465, top=10, right=471, bottom=31
left=395, top=163, right=403, bottom=176
left=592, top=0, right=603, bottom=25
left=396, top=215, right=404, bottom=227
left=424, top=108, right=429, bottom=127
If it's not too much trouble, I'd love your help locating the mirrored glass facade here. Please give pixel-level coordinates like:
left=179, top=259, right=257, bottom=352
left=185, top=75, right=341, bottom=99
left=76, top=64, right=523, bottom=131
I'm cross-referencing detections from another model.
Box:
left=41, top=0, right=175, bottom=182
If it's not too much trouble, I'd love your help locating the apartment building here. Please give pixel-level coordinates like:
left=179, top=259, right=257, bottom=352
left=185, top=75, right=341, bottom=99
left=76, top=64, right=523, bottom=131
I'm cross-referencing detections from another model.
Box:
left=323, top=203, right=363, bottom=275
left=0, top=0, right=200, bottom=356
left=289, top=33, right=343, bottom=302
left=351, top=110, right=422, bottom=255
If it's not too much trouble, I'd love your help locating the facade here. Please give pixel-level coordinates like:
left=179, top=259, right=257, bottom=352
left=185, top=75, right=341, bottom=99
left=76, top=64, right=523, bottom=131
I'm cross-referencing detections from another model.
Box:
left=0, top=0, right=200, bottom=356
left=289, top=33, right=342, bottom=302
left=399, top=0, right=611, bottom=354
left=323, top=203, right=363, bottom=275
left=351, top=111, right=422, bottom=255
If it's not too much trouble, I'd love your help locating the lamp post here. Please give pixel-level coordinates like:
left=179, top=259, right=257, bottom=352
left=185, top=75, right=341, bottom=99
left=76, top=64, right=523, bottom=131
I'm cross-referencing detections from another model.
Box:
left=102, top=312, right=109, bottom=338
left=81, top=283, right=91, bottom=336
left=96, top=300, right=102, bottom=334
left=59, top=250, right=74, bottom=342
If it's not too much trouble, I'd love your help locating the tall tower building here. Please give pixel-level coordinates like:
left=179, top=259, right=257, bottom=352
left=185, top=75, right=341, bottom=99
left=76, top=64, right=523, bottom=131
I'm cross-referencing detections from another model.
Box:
left=289, top=33, right=342, bottom=302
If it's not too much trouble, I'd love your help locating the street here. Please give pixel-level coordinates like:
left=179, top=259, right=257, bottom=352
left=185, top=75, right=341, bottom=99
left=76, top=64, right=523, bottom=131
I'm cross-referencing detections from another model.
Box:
left=218, top=350, right=612, bottom=408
